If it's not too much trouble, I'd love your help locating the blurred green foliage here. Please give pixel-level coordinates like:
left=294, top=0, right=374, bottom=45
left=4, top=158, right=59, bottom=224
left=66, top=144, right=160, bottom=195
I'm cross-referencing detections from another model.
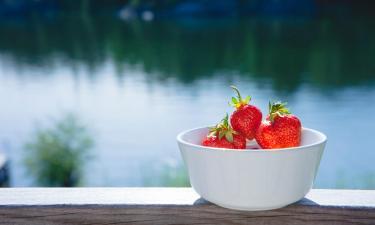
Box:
left=141, top=160, right=190, bottom=187
left=334, top=170, right=375, bottom=190
left=24, top=114, right=94, bottom=187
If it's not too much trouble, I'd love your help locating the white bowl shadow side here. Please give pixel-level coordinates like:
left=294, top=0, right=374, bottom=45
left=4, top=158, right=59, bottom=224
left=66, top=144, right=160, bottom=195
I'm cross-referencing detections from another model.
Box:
left=177, top=127, right=327, bottom=211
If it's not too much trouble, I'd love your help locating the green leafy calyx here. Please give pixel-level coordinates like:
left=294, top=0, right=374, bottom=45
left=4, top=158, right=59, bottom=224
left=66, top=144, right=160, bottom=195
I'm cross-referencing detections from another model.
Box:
left=268, top=101, right=291, bottom=123
left=208, top=114, right=237, bottom=143
left=229, top=85, right=251, bottom=109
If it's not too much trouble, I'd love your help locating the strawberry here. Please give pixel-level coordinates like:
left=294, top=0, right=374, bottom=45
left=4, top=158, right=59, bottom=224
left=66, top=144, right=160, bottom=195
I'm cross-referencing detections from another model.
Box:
left=255, top=101, right=301, bottom=149
left=202, top=114, right=246, bottom=149
left=229, top=86, right=262, bottom=140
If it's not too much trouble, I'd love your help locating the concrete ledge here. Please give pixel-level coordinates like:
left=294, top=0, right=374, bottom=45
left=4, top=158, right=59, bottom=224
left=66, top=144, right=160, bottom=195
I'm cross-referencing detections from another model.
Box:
left=0, top=188, right=374, bottom=225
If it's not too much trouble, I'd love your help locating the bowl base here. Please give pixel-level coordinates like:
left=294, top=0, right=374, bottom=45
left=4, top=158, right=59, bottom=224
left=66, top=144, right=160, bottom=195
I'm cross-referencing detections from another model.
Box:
left=211, top=201, right=294, bottom=211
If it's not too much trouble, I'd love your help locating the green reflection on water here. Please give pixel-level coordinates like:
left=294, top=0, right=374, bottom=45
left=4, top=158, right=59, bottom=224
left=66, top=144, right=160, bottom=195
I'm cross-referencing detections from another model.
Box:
left=0, top=15, right=374, bottom=91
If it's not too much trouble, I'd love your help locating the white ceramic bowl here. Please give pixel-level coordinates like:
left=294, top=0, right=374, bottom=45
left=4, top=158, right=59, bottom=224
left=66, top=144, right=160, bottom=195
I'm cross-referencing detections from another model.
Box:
left=177, top=127, right=327, bottom=211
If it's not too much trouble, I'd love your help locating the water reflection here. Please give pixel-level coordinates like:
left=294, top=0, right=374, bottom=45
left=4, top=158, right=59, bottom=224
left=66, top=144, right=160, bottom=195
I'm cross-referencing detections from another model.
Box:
left=0, top=16, right=374, bottom=91
left=23, top=114, right=94, bottom=187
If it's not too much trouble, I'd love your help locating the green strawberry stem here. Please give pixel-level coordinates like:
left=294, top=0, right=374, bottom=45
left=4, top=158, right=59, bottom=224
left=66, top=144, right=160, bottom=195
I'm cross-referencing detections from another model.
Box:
left=208, top=114, right=237, bottom=143
left=269, top=101, right=291, bottom=123
left=230, top=85, right=251, bottom=108
left=231, top=85, right=242, bottom=101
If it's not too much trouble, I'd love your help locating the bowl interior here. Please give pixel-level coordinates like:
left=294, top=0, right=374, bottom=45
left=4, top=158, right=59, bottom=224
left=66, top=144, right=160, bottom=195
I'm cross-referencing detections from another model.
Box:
left=178, top=127, right=326, bottom=151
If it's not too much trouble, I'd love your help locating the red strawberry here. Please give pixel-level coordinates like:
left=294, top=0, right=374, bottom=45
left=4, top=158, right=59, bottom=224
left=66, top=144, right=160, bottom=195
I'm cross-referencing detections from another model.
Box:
left=229, top=86, right=262, bottom=140
left=202, top=114, right=246, bottom=149
left=255, top=101, right=301, bottom=149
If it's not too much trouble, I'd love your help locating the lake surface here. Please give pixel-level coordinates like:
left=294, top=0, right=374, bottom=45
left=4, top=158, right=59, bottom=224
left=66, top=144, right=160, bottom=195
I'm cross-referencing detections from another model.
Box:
left=0, top=15, right=374, bottom=188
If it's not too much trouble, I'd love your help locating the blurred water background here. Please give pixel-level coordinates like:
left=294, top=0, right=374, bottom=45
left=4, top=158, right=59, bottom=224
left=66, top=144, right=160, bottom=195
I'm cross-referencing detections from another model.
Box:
left=0, top=0, right=374, bottom=188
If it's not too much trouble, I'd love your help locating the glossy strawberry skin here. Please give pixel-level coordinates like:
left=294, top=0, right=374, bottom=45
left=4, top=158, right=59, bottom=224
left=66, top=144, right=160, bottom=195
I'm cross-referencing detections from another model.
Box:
left=255, top=115, right=301, bottom=149
left=230, top=104, right=262, bottom=140
left=232, top=133, right=247, bottom=149
left=202, top=133, right=246, bottom=149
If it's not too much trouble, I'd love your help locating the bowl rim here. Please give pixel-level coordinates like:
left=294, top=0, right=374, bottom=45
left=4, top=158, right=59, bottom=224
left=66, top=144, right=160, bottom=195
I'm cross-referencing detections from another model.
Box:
left=177, top=126, right=327, bottom=152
